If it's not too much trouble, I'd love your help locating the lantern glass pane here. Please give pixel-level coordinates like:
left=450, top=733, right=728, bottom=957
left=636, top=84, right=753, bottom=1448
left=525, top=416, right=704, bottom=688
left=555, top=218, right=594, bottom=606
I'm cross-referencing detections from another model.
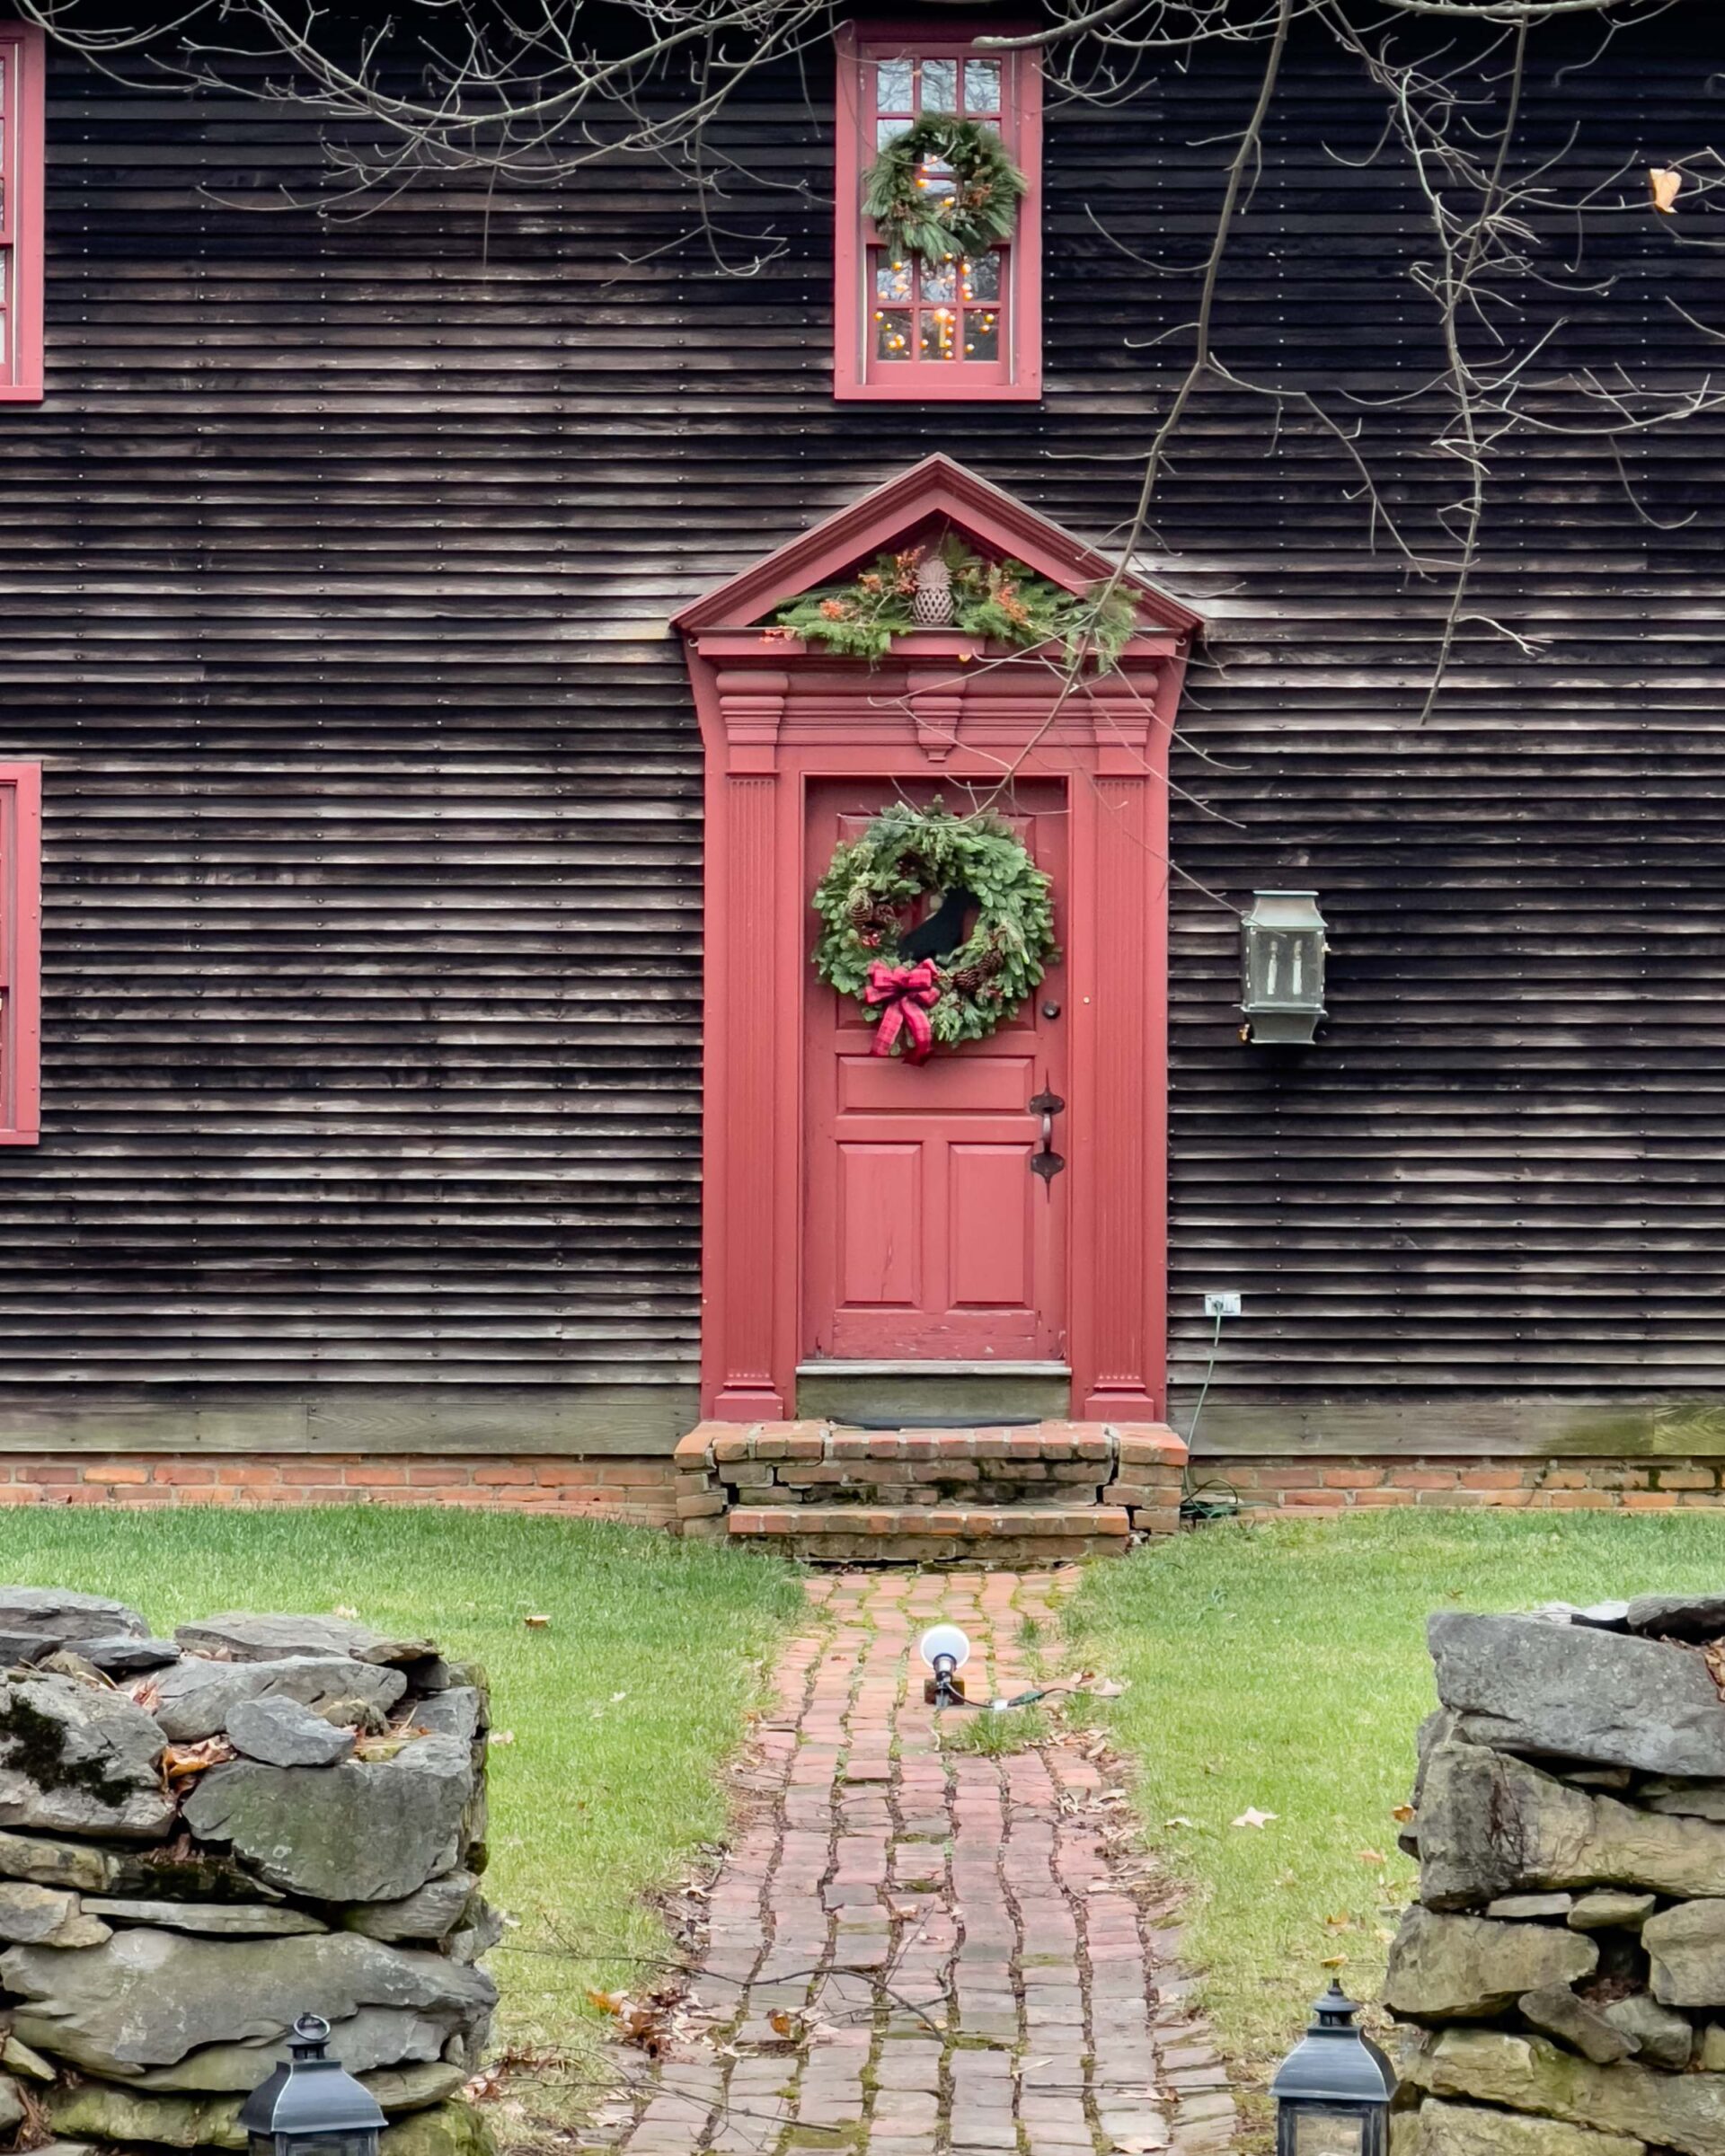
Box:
left=1294, top=2110, right=1366, bottom=2156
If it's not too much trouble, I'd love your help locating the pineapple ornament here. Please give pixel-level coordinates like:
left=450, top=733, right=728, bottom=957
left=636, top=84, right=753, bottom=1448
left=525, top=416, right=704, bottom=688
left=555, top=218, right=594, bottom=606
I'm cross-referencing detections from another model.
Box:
left=913, top=550, right=954, bottom=628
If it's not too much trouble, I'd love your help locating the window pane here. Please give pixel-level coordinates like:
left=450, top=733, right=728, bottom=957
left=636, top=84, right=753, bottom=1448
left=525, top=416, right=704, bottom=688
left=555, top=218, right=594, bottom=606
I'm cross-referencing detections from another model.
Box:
left=960, top=252, right=1001, bottom=302
left=874, top=310, right=913, bottom=361
left=919, top=309, right=959, bottom=361
left=877, top=117, right=910, bottom=150
left=962, top=59, right=1001, bottom=113
left=920, top=259, right=958, bottom=304
left=875, top=58, right=914, bottom=112
left=961, top=310, right=1000, bottom=362
left=921, top=59, right=957, bottom=112
left=916, top=155, right=957, bottom=210
left=875, top=257, right=913, bottom=304
left=1295, top=2116, right=1365, bottom=2156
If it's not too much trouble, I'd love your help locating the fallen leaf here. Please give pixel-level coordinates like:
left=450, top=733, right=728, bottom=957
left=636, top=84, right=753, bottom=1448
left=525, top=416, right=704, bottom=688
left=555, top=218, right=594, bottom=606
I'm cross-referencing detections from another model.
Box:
left=332, top=1604, right=360, bottom=1621
left=491, top=1730, right=517, bottom=1745
left=1322, top=1914, right=1351, bottom=1932
left=524, top=1615, right=552, bottom=1630
left=1163, top=1816, right=1194, bottom=1830
left=1358, top=1849, right=1386, bottom=1866
left=1321, top=1954, right=1349, bottom=1969
left=611, top=1691, right=628, bottom=1703
left=1114, top=2133, right=1171, bottom=2155
left=1231, top=1807, right=1278, bottom=1829
left=163, top=1736, right=237, bottom=1783
left=1650, top=167, right=1682, bottom=214
left=1087, top=1678, right=1127, bottom=1699
left=586, top=1990, right=625, bottom=2017
left=768, top=2010, right=804, bottom=2040
left=1391, top=1803, right=1415, bottom=1825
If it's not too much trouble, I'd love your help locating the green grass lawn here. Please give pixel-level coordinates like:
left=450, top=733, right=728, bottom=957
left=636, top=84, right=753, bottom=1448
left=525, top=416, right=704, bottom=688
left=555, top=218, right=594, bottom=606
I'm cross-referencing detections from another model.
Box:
left=0, top=1507, right=803, bottom=2128
left=1066, top=1508, right=1725, bottom=2100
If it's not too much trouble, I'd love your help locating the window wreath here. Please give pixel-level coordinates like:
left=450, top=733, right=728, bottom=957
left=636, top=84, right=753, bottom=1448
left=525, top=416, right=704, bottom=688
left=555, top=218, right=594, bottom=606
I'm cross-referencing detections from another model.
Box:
left=812, top=800, right=1057, bottom=1063
left=862, top=116, right=1028, bottom=265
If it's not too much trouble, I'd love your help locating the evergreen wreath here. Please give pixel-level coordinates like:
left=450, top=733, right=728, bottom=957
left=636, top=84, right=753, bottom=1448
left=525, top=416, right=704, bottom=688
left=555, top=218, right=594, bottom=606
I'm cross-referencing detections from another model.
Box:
left=812, top=800, right=1057, bottom=1057
left=775, top=534, right=1138, bottom=671
left=862, top=117, right=1028, bottom=265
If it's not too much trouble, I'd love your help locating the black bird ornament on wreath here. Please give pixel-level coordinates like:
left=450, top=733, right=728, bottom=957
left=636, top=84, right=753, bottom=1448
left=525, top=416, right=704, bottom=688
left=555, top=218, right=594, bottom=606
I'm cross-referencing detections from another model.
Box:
left=898, top=886, right=979, bottom=964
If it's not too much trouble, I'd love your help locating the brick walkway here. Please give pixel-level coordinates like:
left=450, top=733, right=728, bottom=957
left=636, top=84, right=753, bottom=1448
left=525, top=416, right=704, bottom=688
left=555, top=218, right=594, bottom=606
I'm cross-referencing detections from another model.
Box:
left=611, top=1569, right=1234, bottom=2156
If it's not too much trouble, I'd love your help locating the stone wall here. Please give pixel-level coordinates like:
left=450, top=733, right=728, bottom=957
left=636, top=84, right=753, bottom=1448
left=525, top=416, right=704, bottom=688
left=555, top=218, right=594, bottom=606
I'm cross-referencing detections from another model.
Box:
left=1388, top=1594, right=1725, bottom=2156
left=0, top=1590, right=499, bottom=2156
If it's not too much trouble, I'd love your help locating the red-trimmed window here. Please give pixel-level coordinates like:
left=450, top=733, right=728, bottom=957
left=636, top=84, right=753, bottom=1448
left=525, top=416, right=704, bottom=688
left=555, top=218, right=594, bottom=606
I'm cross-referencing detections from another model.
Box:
left=0, top=765, right=40, bottom=1144
left=835, top=24, right=1041, bottom=402
left=0, top=20, right=44, bottom=403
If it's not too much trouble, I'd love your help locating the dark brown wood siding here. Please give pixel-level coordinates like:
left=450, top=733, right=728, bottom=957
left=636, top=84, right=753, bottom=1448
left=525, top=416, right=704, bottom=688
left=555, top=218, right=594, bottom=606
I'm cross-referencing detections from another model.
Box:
left=0, top=11, right=1721, bottom=1449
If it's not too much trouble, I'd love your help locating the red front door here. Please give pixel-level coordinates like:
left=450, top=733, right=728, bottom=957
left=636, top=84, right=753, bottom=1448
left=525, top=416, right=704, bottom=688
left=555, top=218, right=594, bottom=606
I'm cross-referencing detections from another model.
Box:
left=802, top=782, right=1069, bottom=1365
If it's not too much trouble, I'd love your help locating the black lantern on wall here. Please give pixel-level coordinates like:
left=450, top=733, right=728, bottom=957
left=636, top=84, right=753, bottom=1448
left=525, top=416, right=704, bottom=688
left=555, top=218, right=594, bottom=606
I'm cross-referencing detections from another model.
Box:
left=238, top=2015, right=385, bottom=2156
left=1241, top=889, right=1328, bottom=1045
left=1269, top=1984, right=1393, bottom=2156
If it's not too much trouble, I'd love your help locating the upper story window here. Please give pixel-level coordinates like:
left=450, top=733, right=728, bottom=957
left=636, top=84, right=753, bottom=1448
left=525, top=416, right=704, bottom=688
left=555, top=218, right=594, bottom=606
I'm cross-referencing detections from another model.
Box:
left=0, top=20, right=45, bottom=403
left=0, top=764, right=41, bottom=1146
left=835, top=25, right=1041, bottom=403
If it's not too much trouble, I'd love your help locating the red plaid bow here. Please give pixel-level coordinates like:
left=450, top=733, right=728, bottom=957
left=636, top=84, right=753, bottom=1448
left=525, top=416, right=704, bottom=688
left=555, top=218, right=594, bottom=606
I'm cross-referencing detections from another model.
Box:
left=863, top=959, right=942, bottom=1065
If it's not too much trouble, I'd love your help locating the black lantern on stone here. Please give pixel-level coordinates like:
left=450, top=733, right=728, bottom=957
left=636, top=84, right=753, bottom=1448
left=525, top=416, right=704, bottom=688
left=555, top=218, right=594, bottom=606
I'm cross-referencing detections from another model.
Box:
left=1269, top=1984, right=1393, bottom=2156
left=239, top=2015, right=385, bottom=2156
left=1241, top=889, right=1328, bottom=1044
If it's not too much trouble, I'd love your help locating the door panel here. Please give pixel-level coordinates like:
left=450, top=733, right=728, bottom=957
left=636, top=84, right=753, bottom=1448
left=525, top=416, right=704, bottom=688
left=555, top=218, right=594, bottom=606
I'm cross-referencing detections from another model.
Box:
left=837, top=1144, right=923, bottom=1309
left=949, top=1145, right=1032, bottom=1308
left=803, top=782, right=1068, bottom=1365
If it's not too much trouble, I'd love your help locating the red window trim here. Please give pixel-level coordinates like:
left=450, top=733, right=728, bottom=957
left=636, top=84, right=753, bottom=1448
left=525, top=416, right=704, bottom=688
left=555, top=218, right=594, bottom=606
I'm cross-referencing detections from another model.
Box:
left=0, top=19, right=45, bottom=405
left=0, top=764, right=40, bottom=1145
left=834, top=21, right=1042, bottom=403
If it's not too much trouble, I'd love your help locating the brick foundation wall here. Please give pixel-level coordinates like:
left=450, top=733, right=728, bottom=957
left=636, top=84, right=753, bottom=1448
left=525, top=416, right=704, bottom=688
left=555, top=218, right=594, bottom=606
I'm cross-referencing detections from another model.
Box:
left=1210, top=1455, right=1725, bottom=1514
left=0, top=1454, right=680, bottom=1523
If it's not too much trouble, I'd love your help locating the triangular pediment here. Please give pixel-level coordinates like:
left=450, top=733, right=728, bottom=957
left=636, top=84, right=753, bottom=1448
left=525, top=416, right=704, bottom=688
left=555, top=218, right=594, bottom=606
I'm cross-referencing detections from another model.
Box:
left=672, top=454, right=1202, bottom=641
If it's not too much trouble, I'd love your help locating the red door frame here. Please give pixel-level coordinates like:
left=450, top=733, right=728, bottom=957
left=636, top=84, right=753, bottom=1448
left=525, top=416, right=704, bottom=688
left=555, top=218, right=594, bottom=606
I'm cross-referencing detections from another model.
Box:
left=674, top=457, right=1200, bottom=1423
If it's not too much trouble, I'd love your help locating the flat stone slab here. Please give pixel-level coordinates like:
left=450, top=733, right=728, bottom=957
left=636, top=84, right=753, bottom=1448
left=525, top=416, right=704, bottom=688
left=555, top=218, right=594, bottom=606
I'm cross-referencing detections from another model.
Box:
left=1569, top=1890, right=1655, bottom=1930
left=1402, top=2025, right=1725, bottom=2156
left=183, top=1733, right=473, bottom=1903
left=83, top=1898, right=327, bottom=1936
left=225, top=1695, right=355, bottom=1768
left=1, top=1926, right=496, bottom=2074
left=1384, top=1909, right=1597, bottom=2019
left=174, top=1613, right=433, bottom=1666
left=1643, top=1898, right=1725, bottom=2005
left=80, top=1636, right=181, bottom=1676
left=1395, top=2095, right=1643, bottom=2156
left=1419, top=1744, right=1725, bottom=1907
left=1429, top=1613, right=1725, bottom=1775
left=0, top=1672, right=172, bottom=1839
left=0, top=1590, right=146, bottom=1647
left=147, top=1655, right=406, bottom=1743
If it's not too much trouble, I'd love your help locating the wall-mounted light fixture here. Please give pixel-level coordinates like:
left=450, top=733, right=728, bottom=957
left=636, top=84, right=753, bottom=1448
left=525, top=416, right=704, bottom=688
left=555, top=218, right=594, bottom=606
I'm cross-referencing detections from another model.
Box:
left=1242, top=890, right=1328, bottom=1045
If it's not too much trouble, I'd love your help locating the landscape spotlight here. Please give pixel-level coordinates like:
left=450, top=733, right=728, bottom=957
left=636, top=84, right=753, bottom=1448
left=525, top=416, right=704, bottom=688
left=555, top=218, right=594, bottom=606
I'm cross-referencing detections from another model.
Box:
left=918, top=1623, right=971, bottom=1707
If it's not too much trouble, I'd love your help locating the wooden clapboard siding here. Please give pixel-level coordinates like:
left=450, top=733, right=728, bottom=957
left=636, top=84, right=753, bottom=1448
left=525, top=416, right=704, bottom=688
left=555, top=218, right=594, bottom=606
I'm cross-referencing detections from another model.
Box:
left=0, top=9, right=1721, bottom=1448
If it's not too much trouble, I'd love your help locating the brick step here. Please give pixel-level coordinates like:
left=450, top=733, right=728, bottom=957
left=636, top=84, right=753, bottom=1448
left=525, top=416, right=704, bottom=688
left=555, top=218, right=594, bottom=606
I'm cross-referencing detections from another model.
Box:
left=726, top=1503, right=1132, bottom=1567
left=673, top=1419, right=1188, bottom=1560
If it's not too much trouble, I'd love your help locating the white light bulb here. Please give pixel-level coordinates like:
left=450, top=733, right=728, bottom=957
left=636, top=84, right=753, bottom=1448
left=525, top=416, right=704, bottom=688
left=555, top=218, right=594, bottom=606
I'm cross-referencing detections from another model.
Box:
left=918, top=1623, right=970, bottom=1672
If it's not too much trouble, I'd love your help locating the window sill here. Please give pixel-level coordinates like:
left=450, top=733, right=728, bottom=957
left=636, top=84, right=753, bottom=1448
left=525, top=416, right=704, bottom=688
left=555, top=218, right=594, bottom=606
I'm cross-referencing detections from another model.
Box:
left=835, top=375, right=1041, bottom=403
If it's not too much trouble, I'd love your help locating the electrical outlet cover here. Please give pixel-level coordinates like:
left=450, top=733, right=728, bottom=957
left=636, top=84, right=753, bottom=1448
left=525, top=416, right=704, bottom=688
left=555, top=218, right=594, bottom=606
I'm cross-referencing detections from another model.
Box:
left=1203, top=1291, right=1243, bottom=1319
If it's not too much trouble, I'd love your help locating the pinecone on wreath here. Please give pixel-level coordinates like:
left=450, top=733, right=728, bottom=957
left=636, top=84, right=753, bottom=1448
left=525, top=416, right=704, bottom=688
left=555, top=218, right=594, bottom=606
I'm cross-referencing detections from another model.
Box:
left=950, top=946, right=1006, bottom=994
left=913, top=552, right=954, bottom=628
